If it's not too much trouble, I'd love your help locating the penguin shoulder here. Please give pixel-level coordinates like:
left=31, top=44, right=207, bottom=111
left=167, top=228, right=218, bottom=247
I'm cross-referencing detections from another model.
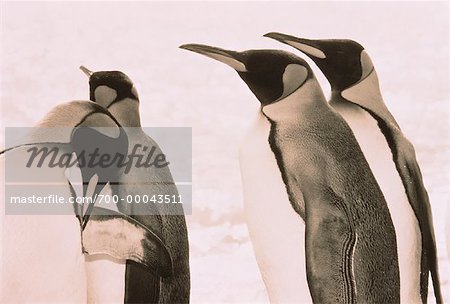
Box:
left=36, top=100, right=110, bottom=128
left=262, top=78, right=327, bottom=124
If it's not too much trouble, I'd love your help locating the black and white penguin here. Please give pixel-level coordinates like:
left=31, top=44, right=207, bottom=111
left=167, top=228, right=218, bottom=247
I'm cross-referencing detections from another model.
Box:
left=80, top=66, right=190, bottom=303
left=180, top=43, right=401, bottom=303
left=1, top=101, right=170, bottom=302
left=264, top=32, right=442, bottom=304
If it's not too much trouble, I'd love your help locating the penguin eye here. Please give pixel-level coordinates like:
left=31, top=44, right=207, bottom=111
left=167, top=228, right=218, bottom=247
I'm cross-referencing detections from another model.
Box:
left=278, top=64, right=308, bottom=101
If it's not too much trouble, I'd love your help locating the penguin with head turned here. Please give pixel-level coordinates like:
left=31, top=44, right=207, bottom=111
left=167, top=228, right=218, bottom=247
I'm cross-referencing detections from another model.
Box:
left=1, top=100, right=171, bottom=302
left=265, top=32, right=442, bottom=304
left=180, top=43, right=401, bottom=303
left=79, top=66, right=190, bottom=303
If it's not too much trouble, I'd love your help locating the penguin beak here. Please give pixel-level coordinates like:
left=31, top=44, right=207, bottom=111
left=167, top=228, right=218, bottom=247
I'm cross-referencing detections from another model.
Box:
left=179, top=43, right=247, bottom=72
left=264, top=32, right=326, bottom=59
left=80, top=65, right=94, bottom=77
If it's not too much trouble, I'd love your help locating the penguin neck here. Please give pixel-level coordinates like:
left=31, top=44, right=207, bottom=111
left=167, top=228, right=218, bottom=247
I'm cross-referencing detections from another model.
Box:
left=107, top=98, right=141, bottom=127
left=334, top=68, right=382, bottom=104
left=332, top=69, right=400, bottom=129
left=262, top=78, right=327, bottom=123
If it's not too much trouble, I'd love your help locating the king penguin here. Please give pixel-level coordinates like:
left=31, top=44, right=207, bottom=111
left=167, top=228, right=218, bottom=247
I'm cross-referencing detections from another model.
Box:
left=79, top=66, right=190, bottom=303
left=264, top=32, right=442, bottom=304
left=180, top=43, right=402, bottom=303
left=1, top=100, right=170, bottom=302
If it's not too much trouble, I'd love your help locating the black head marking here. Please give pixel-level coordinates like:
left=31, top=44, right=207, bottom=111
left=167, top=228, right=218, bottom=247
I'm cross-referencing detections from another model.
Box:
left=85, top=69, right=138, bottom=107
left=180, top=44, right=313, bottom=106
left=237, top=50, right=314, bottom=105
left=265, top=33, right=367, bottom=91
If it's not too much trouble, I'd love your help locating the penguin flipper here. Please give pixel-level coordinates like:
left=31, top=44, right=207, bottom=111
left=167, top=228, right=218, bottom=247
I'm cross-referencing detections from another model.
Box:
left=124, top=260, right=161, bottom=304
left=304, top=197, right=357, bottom=304
left=400, top=152, right=442, bottom=303
left=82, top=206, right=173, bottom=278
left=305, top=189, right=400, bottom=304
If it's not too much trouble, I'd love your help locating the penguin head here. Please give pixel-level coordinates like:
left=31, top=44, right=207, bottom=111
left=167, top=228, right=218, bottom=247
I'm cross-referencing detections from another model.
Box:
left=179, top=43, right=314, bottom=106
left=264, top=33, right=374, bottom=92
left=80, top=66, right=139, bottom=109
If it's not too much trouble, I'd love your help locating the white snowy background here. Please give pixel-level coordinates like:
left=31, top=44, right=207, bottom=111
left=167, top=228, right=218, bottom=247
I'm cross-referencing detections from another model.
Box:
left=1, top=1, right=448, bottom=303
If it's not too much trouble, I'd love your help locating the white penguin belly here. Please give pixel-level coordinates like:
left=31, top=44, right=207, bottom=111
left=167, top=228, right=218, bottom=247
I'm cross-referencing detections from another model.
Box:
left=0, top=150, right=87, bottom=303
left=83, top=185, right=126, bottom=304
left=332, top=101, right=422, bottom=303
left=239, top=113, right=312, bottom=303
left=85, top=255, right=126, bottom=303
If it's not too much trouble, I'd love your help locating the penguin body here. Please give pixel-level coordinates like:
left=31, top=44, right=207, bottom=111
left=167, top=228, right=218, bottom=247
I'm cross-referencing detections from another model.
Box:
left=264, top=32, right=442, bottom=303
left=1, top=100, right=170, bottom=302
left=239, top=112, right=311, bottom=302
left=0, top=101, right=117, bottom=302
left=1, top=145, right=87, bottom=303
left=181, top=44, right=400, bottom=303
left=82, top=67, right=190, bottom=303
left=329, top=95, right=422, bottom=304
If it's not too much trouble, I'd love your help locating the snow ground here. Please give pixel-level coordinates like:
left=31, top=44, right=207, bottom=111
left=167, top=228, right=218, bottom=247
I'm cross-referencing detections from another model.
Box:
left=1, top=1, right=449, bottom=303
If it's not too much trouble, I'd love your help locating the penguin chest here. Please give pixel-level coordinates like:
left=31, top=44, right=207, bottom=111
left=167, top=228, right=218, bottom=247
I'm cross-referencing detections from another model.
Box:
left=0, top=149, right=87, bottom=302
left=239, top=113, right=312, bottom=303
left=331, top=101, right=422, bottom=303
